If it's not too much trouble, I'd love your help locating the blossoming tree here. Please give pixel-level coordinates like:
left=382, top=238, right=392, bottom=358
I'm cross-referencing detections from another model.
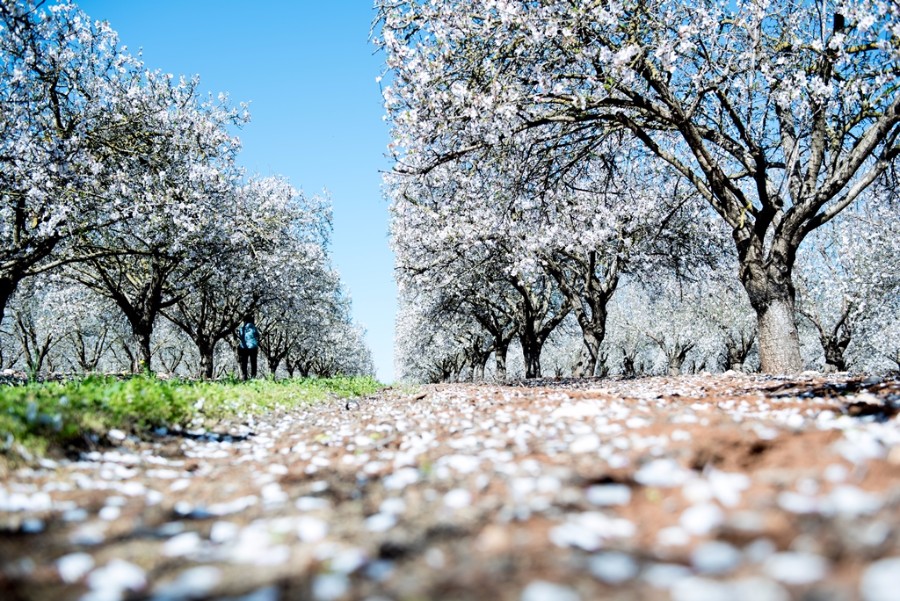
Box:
left=377, top=0, right=900, bottom=373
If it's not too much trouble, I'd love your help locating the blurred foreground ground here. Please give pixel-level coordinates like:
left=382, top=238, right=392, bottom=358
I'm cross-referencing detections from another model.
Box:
left=2, top=373, right=900, bottom=601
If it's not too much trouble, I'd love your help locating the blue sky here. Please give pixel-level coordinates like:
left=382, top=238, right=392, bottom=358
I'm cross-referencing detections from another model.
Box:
left=77, top=1, right=397, bottom=382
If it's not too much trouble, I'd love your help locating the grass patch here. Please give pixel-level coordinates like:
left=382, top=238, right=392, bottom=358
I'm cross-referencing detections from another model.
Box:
left=0, top=375, right=382, bottom=465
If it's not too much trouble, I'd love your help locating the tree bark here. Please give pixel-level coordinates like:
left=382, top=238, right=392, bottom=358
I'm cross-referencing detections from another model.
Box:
left=198, top=344, right=215, bottom=379
left=0, top=277, right=17, bottom=325
left=578, top=328, right=604, bottom=377
left=737, top=230, right=804, bottom=374
left=754, top=298, right=803, bottom=373
left=494, top=340, right=510, bottom=381
left=520, top=331, right=543, bottom=379
left=134, top=328, right=153, bottom=374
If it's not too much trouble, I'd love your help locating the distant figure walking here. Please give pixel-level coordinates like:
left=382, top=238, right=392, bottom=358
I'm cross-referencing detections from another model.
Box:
left=236, top=314, right=260, bottom=380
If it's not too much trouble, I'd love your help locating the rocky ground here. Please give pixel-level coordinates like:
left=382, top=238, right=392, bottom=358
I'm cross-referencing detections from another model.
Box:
left=2, top=373, right=900, bottom=601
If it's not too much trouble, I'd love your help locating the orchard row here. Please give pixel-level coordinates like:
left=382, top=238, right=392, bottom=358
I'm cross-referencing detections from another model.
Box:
left=377, top=0, right=900, bottom=380
left=0, top=2, right=372, bottom=379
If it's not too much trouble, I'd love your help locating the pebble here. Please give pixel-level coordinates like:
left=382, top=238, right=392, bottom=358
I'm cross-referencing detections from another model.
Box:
left=588, top=552, right=639, bottom=584
left=57, top=553, right=95, bottom=583
left=21, top=517, right=44, bottom=533
left=296, top=496, right=331, bottom=511
left=210, top=521, right=240, bottom=544
left=86, top=559, right=146, bottom=595
left=98, top=506, right=121, bottom=521
left=312, top=573, right=349, bottom=601
left=671, top=577, right=789, bottom=601
left=586, top=484, right=631, bottom=506
left=233, top=586, right=280, bottom=601
left=691, top=541, right=742, bottom=574
left=107, top=429, right=127, bottom=442
left=153, top=566, right=221, bottom=599
left=569, top=434, right=601, bottom=453
left=550, top=512, right=635, bottom=551
left=365, top=513, right=397, bottom=532
left=860, top=556, right=900, bottom=601
left=521, top=581, right=581, bottom=601
left=635, top=459, right=691, bottom=487
left=763, top=552, right=828, bottom=585
left=826, top=486, right=883, bottom=517
left=680, top=503, right=724, bottom=535
left=297, top=516, right=329, bottom=542
left=163, top=531, right=202, bottom=557
left=443, top=488, right=472, bottom=508
left=379, top=497, right=407, bottom=515
left=641, top=563, right=692, bottom=588
left=70, top=523, right=106, bottom=546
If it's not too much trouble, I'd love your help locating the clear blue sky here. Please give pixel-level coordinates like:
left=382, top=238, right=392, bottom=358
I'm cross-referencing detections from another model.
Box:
left=77, top=1, right=397, bottom=382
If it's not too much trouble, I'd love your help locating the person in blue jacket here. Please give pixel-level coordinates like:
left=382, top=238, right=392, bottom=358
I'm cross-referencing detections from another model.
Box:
left=236, top=314, right=260, bottom=380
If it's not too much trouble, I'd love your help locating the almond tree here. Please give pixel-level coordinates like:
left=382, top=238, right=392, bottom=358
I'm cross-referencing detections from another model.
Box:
left=65, top=74, right=244, bottom=373
left=162, top=177, right=331, bottom=379
left=795, top=195, right=900, bottom=372
left=377, top=0, right=900, bottom=373
left=0, top=1, right=142, bottom=319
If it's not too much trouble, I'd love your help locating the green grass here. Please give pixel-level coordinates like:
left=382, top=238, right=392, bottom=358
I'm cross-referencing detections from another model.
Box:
left=0, top=375, right=382, bottom=464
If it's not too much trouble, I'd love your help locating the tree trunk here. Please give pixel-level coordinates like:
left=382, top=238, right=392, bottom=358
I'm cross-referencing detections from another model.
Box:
left=135, top=329, right=153, bottom=374
left=472, top=362, right=485, bottom=382
left=494, top=341, right=509, bottom=382
left=622, top=349, right=636, bottom=378
left=0, top=277, right=17, bottom=325
left=198, top=344, right=215, bottom=379
left=576, top=329, right=603, bottom=378
left=666, top=343, right=694, bottom=376
left=755, top=298, right=803, bottom=373
left=520, top=332, right=543, bottom=379
left=725, top=334, right=754, bottom=372
left=822, top=337, right=848, bottom=372
left=738, top=234, right=803, bottom=374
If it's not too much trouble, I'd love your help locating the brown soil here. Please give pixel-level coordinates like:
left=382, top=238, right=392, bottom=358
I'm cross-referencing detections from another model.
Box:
left=1, top=373, right=899, bottom=601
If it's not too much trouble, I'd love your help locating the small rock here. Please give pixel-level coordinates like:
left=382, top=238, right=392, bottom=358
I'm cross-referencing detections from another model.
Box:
left=86, top=559, right=146, bottom=594
left=210, top=521, right=240, bottom=544
left=826, top=486, right=882, bottom=517
left=312, top=573, right=349, bottom=601
left=21, top=518, right=44, bottom=533
left=635, top=459, right=691, bottom=487
left=365, top=513, right=397, bottom=533
left=162, top=531, right=202, bottom=557
left=379, top=497, right=406, bottom=515
left=521, top=580, right=581, bottom=601
left=861, top=557, right=900, bottom=601
left=641, top=563, right=692, bottom=588
left=154, top=566, right=221, bottom=598
left=586, top=484, right=631, bottom=506
left=570, top=434, right=601, bottom=453
left=763, top=552, right=828, bottom=585
left=98, top=506, right=121, bottom=521
left=57, top=553, right=94, bottom=583
left=691, top=541, right=741, bottom=574
left=297, top=516, right=329, bottom=542
left=443, top=488, right=472, bottom=509
left=107, top=429, right=127, bottom=442
left=680, top=503, right=724, bottom=535
left=588, top=551, right=639, bottom=584
left=657, top=526, right=690, bottom=547
left=670, top=577, right=732, bottom=601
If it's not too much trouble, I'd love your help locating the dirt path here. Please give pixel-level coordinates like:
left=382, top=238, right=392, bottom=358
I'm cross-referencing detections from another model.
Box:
left=2, top=373, right=900, bottom=600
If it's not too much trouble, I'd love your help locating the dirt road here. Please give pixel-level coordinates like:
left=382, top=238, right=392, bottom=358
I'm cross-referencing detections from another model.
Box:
left=2, top=373, right=900, bottom=600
